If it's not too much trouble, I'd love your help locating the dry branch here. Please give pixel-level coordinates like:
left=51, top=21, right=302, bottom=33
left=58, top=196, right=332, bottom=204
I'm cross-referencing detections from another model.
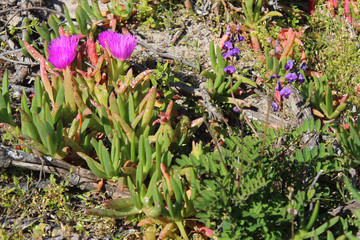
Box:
left=0, top=143, right=129, bottom=197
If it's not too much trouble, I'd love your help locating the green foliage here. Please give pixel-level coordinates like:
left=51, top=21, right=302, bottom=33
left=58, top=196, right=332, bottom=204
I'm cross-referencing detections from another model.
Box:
left=0, top=69, right=15, bottom=126
left=306, top=4, right=360, bottom=108
left=336, top=118, right=360, bottom=167
left=201, top=41, right=256, bottom=108
left=5, top=0, right=360, bottom=238
left=300, top=74, right=348, bottom=120
left=175, top=116, right=343, bottom=239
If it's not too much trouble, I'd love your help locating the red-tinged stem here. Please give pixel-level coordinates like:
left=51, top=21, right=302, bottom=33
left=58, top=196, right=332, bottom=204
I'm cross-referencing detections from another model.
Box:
left=250, top=32, right=261, bottom=53
left=58, top=26, right=65, bottom=36
left=344, top=0, right=353, bottom=24
left=87, top=34, right=98, bottom=66
left=40, top=57, right=54, bottom=103
left=309, top=0, right=317, bottom=14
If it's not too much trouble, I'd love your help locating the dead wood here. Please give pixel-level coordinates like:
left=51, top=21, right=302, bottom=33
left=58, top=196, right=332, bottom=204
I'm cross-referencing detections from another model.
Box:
left=0, top=143, right=129, bottom=197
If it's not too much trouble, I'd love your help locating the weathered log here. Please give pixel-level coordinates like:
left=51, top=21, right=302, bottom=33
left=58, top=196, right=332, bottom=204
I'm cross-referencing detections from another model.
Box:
left=0, top=143, right=129, bottom=197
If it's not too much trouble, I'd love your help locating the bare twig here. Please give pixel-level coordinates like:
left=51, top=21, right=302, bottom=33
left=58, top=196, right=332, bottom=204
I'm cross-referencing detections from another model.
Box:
left=0, top=54, right=39, bottom=65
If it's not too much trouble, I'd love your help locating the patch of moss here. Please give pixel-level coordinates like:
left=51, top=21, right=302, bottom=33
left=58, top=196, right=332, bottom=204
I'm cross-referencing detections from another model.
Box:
left=306, top=4, right=360, bottom=107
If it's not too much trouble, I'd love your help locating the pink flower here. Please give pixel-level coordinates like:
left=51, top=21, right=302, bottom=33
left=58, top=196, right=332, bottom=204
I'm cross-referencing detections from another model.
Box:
left=47, top=35, right=79, bottom=69
left=98, top=30, right=137, bottom=61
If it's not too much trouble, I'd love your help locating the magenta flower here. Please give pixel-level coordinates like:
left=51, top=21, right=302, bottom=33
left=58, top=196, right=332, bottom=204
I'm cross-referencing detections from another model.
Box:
left=47, top=35, right=79, bottom=69
left=224, top=66, right=236, bottom=74
left=99, top=30, right=137, bottom=61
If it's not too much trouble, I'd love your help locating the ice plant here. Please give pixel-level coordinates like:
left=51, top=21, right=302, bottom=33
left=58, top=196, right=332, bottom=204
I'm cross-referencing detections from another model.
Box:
left=99, top=30, right=138, bottom=83
left=99, top=30, right=137, bottom=62
left=47, top=35, right=79, bottom=69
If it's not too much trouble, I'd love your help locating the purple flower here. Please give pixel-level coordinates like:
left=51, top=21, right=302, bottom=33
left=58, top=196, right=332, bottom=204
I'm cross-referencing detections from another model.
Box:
left=285, top=73, right=298, bottom=82
left=280, top=88, right=292, bottom=99
left=270, top=74, right=280, bottom=80
left=229, top=47, right=240, bottom=57
left=237, top=34, right=244, bottom=42
left=285, top=60, right=294, bottom=71
left=224, top=66, right=235, bottom=74
left=276, top=81, right=282, bottom=91
left=266, top=37, right=272, bottom=44
left=298, top=73, right=305, bottom=83
left=47, top=35, right=79, bottom=69
left=99, top=30, right=137, bottom=61
left=233, top=106, right=240, bottom=112
left=272, top=102, right=279, bottom=112
left=225, top=27, right=231, bottom=36
left=300, top=62, right=307, bottom=70
left=223, top=41, right=233, bottom=50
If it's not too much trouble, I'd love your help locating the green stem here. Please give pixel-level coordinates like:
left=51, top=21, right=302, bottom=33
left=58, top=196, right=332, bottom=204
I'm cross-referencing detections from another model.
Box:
left=175, top=220, right=189, bottom=240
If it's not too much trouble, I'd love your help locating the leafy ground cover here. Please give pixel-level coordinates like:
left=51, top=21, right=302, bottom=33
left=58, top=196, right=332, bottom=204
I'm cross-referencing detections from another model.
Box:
left=2, top=0, right=360, bottom=239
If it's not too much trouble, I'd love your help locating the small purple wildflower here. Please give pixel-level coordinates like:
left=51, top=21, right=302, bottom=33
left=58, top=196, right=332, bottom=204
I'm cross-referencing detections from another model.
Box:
left=280, top=88, right=292, bottom=99
left=284, top=60, right=294, bottom=71
left=285, top=73, right=298, bottom=82
left=224, top=66, right=236, bottom=74
left=233, top=106, right=240, bottom=112
left=276, top=81, right=282, bottom=91
left=298, top=73, right=305, bottom=83
left=99, top=30, right=137, bottom=61
left=223, top=41, right=233, bottom=50
left=47, top=35, right=79, bottom=69
left=266, top=37, right=272, bottom=44
left=270, top=74, right=280, bottom=80
left=229, top=47, right=240, bottom=57
left=237, top=34, right=245, bottom=42
left=225, top=26, right=231, bottom=36
left=272, top=102, right=279, bottom=112
left=300, top=62, right=307, bottom=70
